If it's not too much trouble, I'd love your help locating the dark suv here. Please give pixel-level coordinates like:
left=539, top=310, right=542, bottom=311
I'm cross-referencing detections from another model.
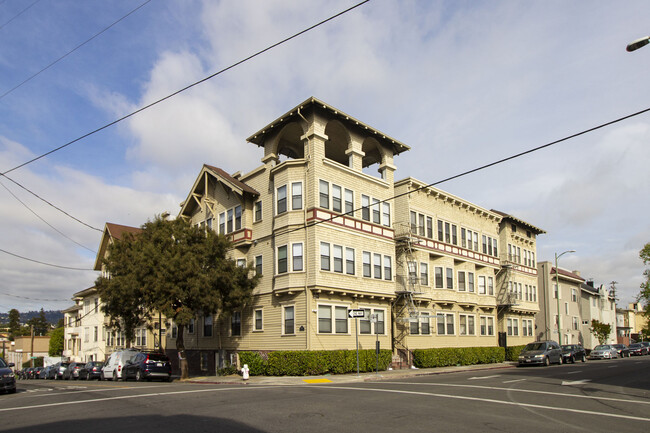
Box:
left=518, top=341, right=563, bottom=366
left=0, top=357, right=16, bottom=394
left=123, top=352, right=172, bottom=382
left=561, top=344, right=587, bottom=363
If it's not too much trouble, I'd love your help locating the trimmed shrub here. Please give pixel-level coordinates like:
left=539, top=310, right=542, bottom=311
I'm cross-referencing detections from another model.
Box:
left=413, top=346, right=505, bottom=368
left=239, top=351, right=266, bottom=376
left=505, top=345, right=526, bottom=362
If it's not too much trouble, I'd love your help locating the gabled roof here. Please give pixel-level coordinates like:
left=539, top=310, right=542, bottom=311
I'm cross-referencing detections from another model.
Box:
left=551, top=267, right=584, bottom=282
left=246, top=96, right=410, bottom=156
left=491, top=209, right=546, bottom=235
left=93, top=222, right=141, bottom=271
left=179, top=164, right=259, bottom=217
left=73, top=286, right=97, bottom=299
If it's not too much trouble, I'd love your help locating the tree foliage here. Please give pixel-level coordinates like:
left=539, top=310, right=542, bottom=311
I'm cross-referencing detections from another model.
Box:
left=48, top=326, right=64, bottom=356
left=590, top=319, right=611, bottom=345
left=95, top=215, right=259, bottom=379
left=8, top=308, right=20, bottom=338
left=639, top=242, right=650, bottom=334
left=26, top=308, right=49, bottom=336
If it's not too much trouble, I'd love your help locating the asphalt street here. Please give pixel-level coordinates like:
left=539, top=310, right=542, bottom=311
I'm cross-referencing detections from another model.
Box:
left=2, top=356, right=649, bottom=433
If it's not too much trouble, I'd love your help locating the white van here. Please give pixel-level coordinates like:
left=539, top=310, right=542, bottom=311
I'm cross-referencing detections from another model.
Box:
left=101, top=349, right=139, bottom=381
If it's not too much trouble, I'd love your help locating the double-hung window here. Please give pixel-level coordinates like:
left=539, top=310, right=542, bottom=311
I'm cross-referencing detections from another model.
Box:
left=344, top=189, right=354, bottom=216
left=446, top=268, right=453, bottom=289
left=346, top=248, right=355, bottom=275
left=277, top=185, right=287, bottom=214
left=435, top=267, right=443, bottom=288
left=255, top=255, right=263, bottom=276
left=254, top=309, right=263, bottom=331
left=384, top=256, right=392, bottom=280
left=459, top=315, right=475, bottom=335
left=203, top=315, right=213, bottom=337
left=227, top=209, right=233, bottom=233
left=332, top=185, right=342, bottom=213
left=319, top=180, right=329, bottom=209
left=292, top=243, right=303, bottom=272
left=335, top=306, right=348, bottom=333
left=437, top=313, right=454, bottom=335
left=420, top=262, right=428, bottom=285
left=458, top=271, right=466, bottom=291
left=284, top=306, right=294, bottom=335
left=363, top=252, right=371, bottom=277
left=487, top=277, right=494, bottom=296
left=277, top=246, right=288, bottom=274
left=219, top=212, right=225, bottom=234
left=373, top=253, right=382, bottom=279
left=231, top=312, right=241, bottom=336
left=320, top=243, right=330, bottom=271
left=478, top=276, right=486, bottom=294
left=372, top=199, right=381, bottom=224
left=421, top=312, right=430, bottom=335
left=361, top=195, right=370, bottom=221
left=374, top=309, right=385, bottom=334
left=291, top=182, right=302, bottom=210
left=382, top=202, right=391, bottom=227
left=254, top=201, right=262, bottom=222
left=333, top=245, right=343, bottom=273
left=234, top=205, right=241, bottom=230
left=426, top=217, right=433, bottom=238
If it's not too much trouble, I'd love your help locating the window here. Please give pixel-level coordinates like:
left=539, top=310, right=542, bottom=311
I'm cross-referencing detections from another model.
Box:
left=318, top=305, right=332, bottom=333
left=333, top=245, right=343, bottom=273
left=446, top=268, right=453, bottom=289
left=437, top=220, right=443, bottom=241
left=488, top=277, right=494, bottom=296
left=473, top=232, right=479, bottom=251
left=363, top=252, right=371, bottom=277
left=204, top=315, right=213, bottom=337
left=554, top=284, right=559, bottom=299
left=372, top=198, right=380, bottom=224
left=426, top=217, right=433, bottom=239
left=254, top=201, right=262, bottom=222
left=236, top=258, right=246, bottom=268
left=478, top=276, right=486, bottom=294
left=410, top=316, right=419, bottom=335
left=254, top=309, right=263, bottom=331
left=332, top=185, right=342, bottom=213
left=292, top=243, right=303, bottom=271
left=374, top=309, right=385, bottom=334
left=361, top=309, right=372, bottom=334
left=373, top=253, right=382, bottom=279
left=219, top=212, right=225, bottom=234
left=277, top=185, right=287, bottom=214
left=410, top=211, right=417, bottom=233
left=421, top=312, right=430, bottom=335
left=437, top=313, right=455, bottom=335
left=255, top=255, right=263, bottom=276
left=445, top=222, right=451, bottom=243
left=382, top=202, right=391, bottom=227
left=522, top=319, right=533, bottom=337
left=468, top=272, right=475, bottom=292
left=320, top=242, right=330, bottom=271
left=461, top=228, right=467, bottom=248
left=346, top=248, right=355, bottom=275
left=420, top=262, right=429, bottom=286
left=227, top=209, right=233, bottom=233
left=284, top=306, right=294, bottom=335
left=292, top=182, right=302, bottom=210
left=482, top=235, right=487, bottom=254
left=571, top=288, right=577, bottom=302
left=277, top=245, right=288, bottom=274
left=361, top=195, right=370, bottom=221
left=335, top=306, right=348, bottom=334
left=435, top=267, right=443, bottom=288
left=480, top=316, right=494, bottom=336
left=94, top=326, right=98, bottom=342
left=418, top=214, right=425, bottom=236
left=345, top=189, right=354, bottom=215
left=188, top=318, right=194, bottom=334
left=231, top=312, right=241, bottom=336
left=319, top=180, right=329, bottom=209
left=234, top=205, right=241, bottom=230
left=459, top=315, right=475, bottom=335
left=458, top=271, right=466, bottom=291
left=565, top=302, right=569, bottom=314
left=408, top=261, right=417, bottom=284
left=451, top=225, right=457, bottom=245
left=384, top=256, right=392, bottom=281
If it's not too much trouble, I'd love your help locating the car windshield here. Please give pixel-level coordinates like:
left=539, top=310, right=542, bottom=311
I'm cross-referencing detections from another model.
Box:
left=561, top=345, right=574, bottom=350
left=0, top=358, right=7, bottom=368
left=524, top=343, right=546, bottom=351
left=147, top=354, right=168, bottom=361
left=594, top=345, right=610, bottom=350
left=630, top=344, right=641, bottom=348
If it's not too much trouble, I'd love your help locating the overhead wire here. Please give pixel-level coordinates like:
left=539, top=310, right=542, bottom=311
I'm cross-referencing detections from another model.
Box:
left=0, top=247, right=93, bottom=271
left=0, top=0, right=372, bottom=176
left=0, top=0, right=152, bottom=101
left=0, top=178, right=97, bottom=253
left=0, top=291, right=70, bottom=303
left=0, top=0, right=41, bottom=32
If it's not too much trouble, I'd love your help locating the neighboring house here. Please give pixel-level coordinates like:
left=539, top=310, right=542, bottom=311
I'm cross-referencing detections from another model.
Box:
left=5, top=335, right=50, bottom=367
left=492, top=211, right=545, bottom=347
left=579, top=281, right=616, bottom=349
left=168, top=97, right=545, bottom=373
left=62, top=304, right=82, bottom=361
left=617, top=302, right=648, bottom=343
left=73, top=287, right=105, bottom=362
left=536, top=263, right=584, bottom=345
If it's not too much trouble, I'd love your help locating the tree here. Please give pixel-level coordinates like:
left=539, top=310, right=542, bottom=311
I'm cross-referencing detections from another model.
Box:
left=590, top=319, right=612, bottom=345
left=48, top=327, right=64, bottom=356
left=8, top=308, right=20, bottom=338
left=96, top=215, right=259, bottom=379
left=26, top=308, right=49, bottom=336
left=638, top=242, right=650, bottom=329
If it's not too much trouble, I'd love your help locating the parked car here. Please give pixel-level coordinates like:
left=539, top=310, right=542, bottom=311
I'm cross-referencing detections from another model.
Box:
left=24, top=367, right=35, bottom=379
left=123, top=352, right=172, bottom=382
left=0, top=357, right=16, bottom=394
left=518, top=341, right=563, bottom=366
left=39, top=366, right=53, bottom=379
left=612, top=344, right=630, bottom=358
left=46, top=363, right=60, bottom=379
left=53, top=362, right=70, bottom=380
left=62, top=362, right=84, bottom=380
left=32, top=367, right=44, bottom=379
left=102, top=349, right=139, bottom=381
left=628, top=343, right=649, bottom=356
left=589, top=344, right=619, bottom=360
left=79, top=361, right=104, bottom=380
left=17, top=367, right=29, bottom=380
left=561, top=344, right=586, bottom=363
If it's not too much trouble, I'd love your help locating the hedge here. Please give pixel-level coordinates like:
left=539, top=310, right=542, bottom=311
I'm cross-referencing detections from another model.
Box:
left=505, top=345, right=526, bottom=362
left=239, top=349, right=392, bottom=376
left=412, top=346, right=505, bottom=368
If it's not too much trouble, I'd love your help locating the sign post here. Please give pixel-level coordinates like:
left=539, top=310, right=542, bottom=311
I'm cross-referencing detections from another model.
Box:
left=370, top=313, right=379, bottom=374
left=349, top=309, right=365, bottom=376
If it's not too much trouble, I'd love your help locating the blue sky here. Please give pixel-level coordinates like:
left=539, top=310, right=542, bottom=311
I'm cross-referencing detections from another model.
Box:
left=1, top=0, right=649, bottom=313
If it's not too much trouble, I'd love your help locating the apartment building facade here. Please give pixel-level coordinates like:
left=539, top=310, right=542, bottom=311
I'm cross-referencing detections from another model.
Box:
left=536, top=263, right=584, bottom=346
left=579, top=282, right=616, bottom=348
left=166, top=97, right=544, bottom=371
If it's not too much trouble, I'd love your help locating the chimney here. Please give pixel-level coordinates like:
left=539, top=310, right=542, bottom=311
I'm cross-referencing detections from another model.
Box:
left=586, top=279, right=594, bottom=288
left=572, top=270, right=581, bottom=277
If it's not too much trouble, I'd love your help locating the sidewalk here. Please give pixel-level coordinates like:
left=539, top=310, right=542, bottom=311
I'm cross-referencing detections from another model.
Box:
left=184, top=362, right=517, bottom=386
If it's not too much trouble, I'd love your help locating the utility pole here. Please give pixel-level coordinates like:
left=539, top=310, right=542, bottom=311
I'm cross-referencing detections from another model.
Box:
left=30, top=325, right=34, bottom=368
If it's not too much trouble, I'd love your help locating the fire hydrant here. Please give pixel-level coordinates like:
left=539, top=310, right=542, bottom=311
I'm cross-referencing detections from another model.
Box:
left=241, top=364, right=249, bottom=381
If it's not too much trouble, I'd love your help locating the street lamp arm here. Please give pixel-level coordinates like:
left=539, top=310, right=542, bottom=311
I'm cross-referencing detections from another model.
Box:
left=627, top=36, right=650, bottom=52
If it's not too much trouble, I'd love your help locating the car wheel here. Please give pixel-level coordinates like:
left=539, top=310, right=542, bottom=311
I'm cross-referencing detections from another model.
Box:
left=558, top=355, right=563, bottom=365
left=544, top=356, right=550, bottom=366
left=100, top=371, right=105, bottom=381
left=135, top=370, right=143, bottom=382
left=570, top=355, right=575, bottom=364
left=581, top=354, right=586, bottom=362
left=113, top=371, right=118, bottom=382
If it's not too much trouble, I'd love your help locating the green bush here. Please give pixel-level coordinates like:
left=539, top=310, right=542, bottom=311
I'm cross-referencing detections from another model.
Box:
left=238, top=349, right=392, bottom=376
left=505, top=345, right=526, bottom=362
left=413, top=346, right=505, bottom=368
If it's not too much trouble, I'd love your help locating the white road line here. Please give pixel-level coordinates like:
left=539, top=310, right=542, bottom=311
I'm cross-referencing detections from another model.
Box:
left=312, top=385, right=650, bottom=422
left=468, top=375, right=500, bottom=380
left=566, top=371, right=581, bottom=375
left=15, top=384, right=165, bottom=398
left=381, top=381, right=650, bottom=405
left=502, top=379, right=526, bottom=383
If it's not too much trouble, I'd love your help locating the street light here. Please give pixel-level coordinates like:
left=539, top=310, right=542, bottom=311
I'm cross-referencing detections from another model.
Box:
left=627, top=36, right=650, bottom=52
left=555, top=250, right=575, bottom=346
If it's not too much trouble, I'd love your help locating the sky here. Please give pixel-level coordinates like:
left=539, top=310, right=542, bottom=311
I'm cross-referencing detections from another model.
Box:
left=1, top=0, right=649, bottom=314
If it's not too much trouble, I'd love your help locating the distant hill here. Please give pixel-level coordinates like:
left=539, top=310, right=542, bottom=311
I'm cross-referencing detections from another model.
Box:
left=0, top=310, right=64, bottom=326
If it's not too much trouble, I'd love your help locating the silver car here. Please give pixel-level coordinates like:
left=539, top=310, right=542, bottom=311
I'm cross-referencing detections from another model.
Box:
left=589, top=344, right=618, bottom=360
left=518, top=341, right=563, bottom=366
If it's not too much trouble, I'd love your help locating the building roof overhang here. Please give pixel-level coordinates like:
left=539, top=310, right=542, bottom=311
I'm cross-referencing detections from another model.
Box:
left=93, top=222, right=141, bottom=271
left=491, top=209, right=546, bottom=235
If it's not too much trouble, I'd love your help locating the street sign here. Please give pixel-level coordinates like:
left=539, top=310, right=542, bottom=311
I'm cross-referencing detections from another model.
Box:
left=348, top=309, right=365, bottom=318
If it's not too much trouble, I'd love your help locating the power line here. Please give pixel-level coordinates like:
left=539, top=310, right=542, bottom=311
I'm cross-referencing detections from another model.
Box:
left=0, top=291, right=69, bottom=303
left=0, top=173, right=102, bottom=232
left=0, top=0, right=41, bottom=32
left=0, top=247, right=93, bottom=271
left=0, top=178, right=97, bottom=253
left=0, top=0, right=371, bottom=175
left=0, top=0, right=152, bottom=100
